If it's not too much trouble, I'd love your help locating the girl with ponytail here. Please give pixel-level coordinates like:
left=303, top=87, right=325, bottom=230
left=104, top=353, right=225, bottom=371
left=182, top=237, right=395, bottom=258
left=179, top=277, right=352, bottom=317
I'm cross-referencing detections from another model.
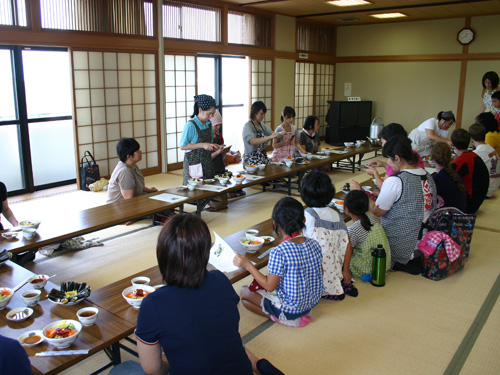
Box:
left=431, top=142, right=467, bottom=211
left=344, top=190, right=391, bottom=279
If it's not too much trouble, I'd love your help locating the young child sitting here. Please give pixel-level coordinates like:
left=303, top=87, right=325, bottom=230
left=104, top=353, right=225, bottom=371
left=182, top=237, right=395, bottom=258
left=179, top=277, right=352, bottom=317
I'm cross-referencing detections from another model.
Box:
left=469, top=123, right=500, bottom=198
left=344, top=190, right=391, bottom=281
left=233, top=197, right=323, bottom=328
left=300, top=171, right=357, bottom=300
left=451, top=128, right=490, bottom=213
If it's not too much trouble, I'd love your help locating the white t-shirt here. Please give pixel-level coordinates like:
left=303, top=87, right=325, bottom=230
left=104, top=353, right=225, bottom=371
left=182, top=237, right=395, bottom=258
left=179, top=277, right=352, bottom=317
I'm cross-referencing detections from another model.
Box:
left=416, top=118, right=449, bottom=139
left=375, top=168, right=433, bottom=222
left=474, top=143, right=500, bottom=197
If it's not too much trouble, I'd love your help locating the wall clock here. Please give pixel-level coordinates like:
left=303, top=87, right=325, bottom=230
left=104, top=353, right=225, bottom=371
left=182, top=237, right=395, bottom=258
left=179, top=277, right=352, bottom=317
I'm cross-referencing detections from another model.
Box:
left=457, top=28, right=474, bottom=45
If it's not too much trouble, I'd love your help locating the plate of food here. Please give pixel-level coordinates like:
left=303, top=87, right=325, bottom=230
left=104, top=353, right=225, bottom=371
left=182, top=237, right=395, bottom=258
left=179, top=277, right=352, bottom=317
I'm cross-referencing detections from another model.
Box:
left=177, top=185, right=187, bottom=191
left=204, top=179, right=215, bottom=184
left=47, top=282, right=91, bottom=305
left=271, top=161, right=284, bottom=166
left=261, top=236, right=275, bottom=244
left=294, top=157, right=309, bottom=165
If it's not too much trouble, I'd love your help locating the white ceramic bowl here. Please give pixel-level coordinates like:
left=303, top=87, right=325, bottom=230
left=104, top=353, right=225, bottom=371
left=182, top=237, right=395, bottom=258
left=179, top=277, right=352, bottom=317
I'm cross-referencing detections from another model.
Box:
left=245, top=165, right=258, bottom=174
left=285, top=160, right=293, bottom=167
left=232, top=176, right=245, bottom=184
left=42, top=320, right=82, bottom=348
left=323, top=148, right=332, bottom=156
left=240, top=237, right=265, bottom=253
left=245, top=229, right=259, bottom=238
left=187, top=184, right=195, bottom=191
left=258, top=164, right=266, bottom=170
left=22, top=228, right=37, bottom=240
left=21, top=289, right=41, bottom=306
left=122, top=285, right=155, bottom=309
left=344, top=142, right=354, bottom=148
left=28, top=274, right=49, bottom=290
left=18, top=330, right=44, bottom=347
left=77, top=307, right=99, bottom=326
left=188, top=179, right=203, bottom=186
left=0, top=287, right=14, bottom=310
left=216, top=176, right=230, bottom=185
left=131, top=276, right=150, bottom=287
left=19, top=220, right=41, bottom=229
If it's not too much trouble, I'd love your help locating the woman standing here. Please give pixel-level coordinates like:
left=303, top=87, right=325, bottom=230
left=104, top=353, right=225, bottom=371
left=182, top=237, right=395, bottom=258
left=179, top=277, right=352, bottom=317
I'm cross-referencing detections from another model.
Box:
left=242, top=101, right=280, bottom=165
left=351, top=135, right=437, bottom=275
left=408, top=111, right=455, bottom=157
left=271, top=106, right=305, bottom=161
left=298, top=115, right=321, bottom=154
left=179, top=94, right=219, bottom=184
left=480, top=71, right=499, bottom=114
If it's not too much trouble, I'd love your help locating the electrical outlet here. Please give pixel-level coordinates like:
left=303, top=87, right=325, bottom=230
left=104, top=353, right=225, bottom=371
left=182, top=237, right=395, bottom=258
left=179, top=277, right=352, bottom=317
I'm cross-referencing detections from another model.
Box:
left=344, top=83, right=352, bottom=97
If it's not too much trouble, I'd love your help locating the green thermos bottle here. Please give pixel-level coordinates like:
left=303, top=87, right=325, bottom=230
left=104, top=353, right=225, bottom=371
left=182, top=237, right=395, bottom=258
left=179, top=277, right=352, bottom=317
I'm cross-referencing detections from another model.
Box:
left=371, top=244, right=386, bottom=287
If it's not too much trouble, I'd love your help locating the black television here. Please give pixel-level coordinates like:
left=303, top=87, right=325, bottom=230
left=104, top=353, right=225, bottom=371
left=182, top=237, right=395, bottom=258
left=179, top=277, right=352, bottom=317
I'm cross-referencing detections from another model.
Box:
left=325, top=101, right=372, bottom=145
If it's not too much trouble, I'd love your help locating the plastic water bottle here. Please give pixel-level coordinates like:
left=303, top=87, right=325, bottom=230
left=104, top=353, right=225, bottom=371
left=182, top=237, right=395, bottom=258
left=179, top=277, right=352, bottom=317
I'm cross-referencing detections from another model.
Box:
left=371, top=244, right=386, bottom=287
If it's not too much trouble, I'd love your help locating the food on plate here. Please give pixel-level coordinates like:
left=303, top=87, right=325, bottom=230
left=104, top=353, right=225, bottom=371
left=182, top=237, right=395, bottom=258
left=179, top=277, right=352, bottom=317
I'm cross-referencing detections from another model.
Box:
left=23, top=335, right=42, bottom=345
left=0, top=288, right=12, bottom=300
left=125, top=288, right=150, bottom=299
left=48, top=281, right=91, bottom=304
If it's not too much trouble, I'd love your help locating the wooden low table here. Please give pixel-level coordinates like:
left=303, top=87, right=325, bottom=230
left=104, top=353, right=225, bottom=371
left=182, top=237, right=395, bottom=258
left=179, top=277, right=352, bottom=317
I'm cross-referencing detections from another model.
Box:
left=0, top=145, right=380, bottom=261
left=0, top=261, right=136, bottom=375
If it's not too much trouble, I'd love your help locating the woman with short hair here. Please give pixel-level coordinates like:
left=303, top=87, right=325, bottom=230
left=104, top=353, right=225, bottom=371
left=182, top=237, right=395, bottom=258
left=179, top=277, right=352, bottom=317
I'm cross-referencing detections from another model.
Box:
left=106, top=138, right=157, bottom=204
left=242, top=101, right=280, bottom=166
left=351, top=135, right=437, bottom=275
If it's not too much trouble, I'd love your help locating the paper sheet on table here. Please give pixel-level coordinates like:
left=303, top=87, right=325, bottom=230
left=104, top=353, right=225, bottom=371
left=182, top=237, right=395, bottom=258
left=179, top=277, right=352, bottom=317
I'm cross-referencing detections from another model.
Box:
left=149, top=193, right=188, bottom=203
left=243, top=174, right=265, bottom=181
left=313, top=155, right=329, bottom=159
left=195, top=184, right=229, bottom=192
left=329, top=150, right=349, bottom=154
left=209, top=232, right=239, bottom=272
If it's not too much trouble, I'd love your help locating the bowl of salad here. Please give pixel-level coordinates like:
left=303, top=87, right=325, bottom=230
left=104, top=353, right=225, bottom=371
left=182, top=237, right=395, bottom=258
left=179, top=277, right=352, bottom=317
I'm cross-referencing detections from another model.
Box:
left=42, top=320, right=82, bottom=348
left=19, top=220, right=41, bottom=229
left=239, top=237, right=265, bottom=253
left=0, top=287, right=13, bottom=310
left=122, top=285, right=155, bottom=309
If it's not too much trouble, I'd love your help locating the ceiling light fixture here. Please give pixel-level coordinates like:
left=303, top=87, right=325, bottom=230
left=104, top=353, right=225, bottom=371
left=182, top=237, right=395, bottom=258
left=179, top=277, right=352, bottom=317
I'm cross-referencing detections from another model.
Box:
left=326, top=0, right=371, bottom=7
left=370, top=12, right=407, bottom=19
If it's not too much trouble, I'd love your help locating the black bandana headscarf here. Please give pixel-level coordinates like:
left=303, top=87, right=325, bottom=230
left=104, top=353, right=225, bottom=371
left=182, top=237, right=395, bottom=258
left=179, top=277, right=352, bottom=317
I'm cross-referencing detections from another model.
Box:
left=194, top=94, right=216, bottom=110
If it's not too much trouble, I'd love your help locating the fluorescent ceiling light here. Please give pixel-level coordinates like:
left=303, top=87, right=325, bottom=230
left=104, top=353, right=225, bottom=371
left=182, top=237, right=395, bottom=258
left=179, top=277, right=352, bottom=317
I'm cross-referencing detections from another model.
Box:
left=370, top=12, right=407, bottom=19
left=326, top=0, right=371, bottom=7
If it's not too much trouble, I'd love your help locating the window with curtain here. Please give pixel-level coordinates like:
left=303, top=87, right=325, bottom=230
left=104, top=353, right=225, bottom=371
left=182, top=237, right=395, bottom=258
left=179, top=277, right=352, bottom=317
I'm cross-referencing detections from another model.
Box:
left=228, top=11, right=271, bottom=47
left=39, top=0, right=153, bottom=36
left=297, top=22, right=335, bottom=54
left=163, top=1, right=220, bottom=42
left=0, top=0, right=27, bottom=26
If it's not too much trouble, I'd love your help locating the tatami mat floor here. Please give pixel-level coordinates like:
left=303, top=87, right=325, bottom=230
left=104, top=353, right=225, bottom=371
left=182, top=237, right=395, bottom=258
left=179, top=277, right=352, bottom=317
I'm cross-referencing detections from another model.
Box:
left=8, top=150, right=500, bottom=374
